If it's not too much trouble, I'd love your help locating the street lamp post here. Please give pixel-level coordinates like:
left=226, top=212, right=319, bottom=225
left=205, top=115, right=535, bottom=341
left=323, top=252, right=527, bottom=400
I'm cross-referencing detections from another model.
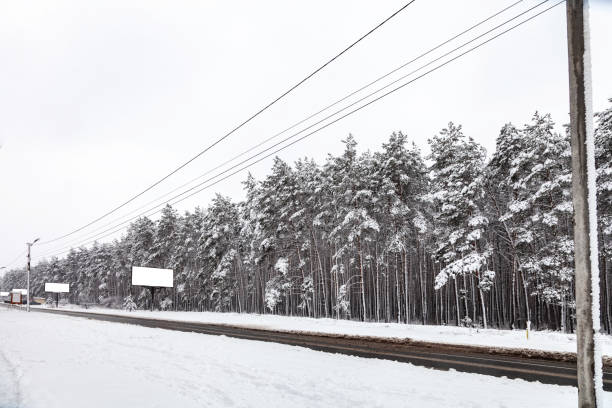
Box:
left=26, top=238, right=40, bottom=312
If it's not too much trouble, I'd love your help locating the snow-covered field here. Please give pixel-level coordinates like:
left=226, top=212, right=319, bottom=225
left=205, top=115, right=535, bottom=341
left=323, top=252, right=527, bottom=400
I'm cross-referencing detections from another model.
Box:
left=39, top=305, right=612, bottom=356
left=1, top=308, right=609, bottom=408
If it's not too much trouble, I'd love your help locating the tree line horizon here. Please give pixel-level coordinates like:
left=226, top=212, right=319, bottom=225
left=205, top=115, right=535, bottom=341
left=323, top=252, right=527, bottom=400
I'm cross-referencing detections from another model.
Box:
left=2, top=100, right=611, bottom=333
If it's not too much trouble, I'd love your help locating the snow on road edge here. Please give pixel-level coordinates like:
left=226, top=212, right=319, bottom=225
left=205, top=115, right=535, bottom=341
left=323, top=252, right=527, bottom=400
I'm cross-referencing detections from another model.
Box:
left=27, top=304, right=612, bottom=359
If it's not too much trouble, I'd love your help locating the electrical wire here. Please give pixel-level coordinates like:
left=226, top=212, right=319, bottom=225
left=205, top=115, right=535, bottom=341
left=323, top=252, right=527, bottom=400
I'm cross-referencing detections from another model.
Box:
left=39, top=1, right=418, bottom=246
left=35, top=0, right=565, bottom=261
left=1, top=250, right=27, bottom=270
left=37, top=0, right=528, bottom=253
left=36, top=0, right=558, bottom=258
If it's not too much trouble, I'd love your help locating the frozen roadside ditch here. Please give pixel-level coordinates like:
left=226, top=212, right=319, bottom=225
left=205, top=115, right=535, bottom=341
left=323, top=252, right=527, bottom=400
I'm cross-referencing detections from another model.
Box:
left=30, top=305, right=612, bottom=363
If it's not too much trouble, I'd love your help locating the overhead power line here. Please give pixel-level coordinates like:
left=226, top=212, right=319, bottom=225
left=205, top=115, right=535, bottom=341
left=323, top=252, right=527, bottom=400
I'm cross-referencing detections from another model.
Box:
left=35, top=0, right=564, bottom=261
left=36, top=0, right=558, bottom=259
left=39, top=1, right=418, bottom=246
left=1, top=250, right=26, bottom=269
left=37, top=0, right=527, bottom=254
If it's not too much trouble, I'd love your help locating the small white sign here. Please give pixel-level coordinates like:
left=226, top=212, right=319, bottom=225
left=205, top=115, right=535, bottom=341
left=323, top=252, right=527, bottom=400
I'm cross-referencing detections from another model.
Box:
left=132, top=266, right=173, bottom=288
left=45, top=283, right=70, bottom=293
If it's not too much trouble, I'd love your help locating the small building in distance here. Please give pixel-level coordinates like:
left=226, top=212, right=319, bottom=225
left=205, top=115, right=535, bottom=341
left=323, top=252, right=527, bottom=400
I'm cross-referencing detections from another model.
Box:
left=10, top=289, right=27, bottom=304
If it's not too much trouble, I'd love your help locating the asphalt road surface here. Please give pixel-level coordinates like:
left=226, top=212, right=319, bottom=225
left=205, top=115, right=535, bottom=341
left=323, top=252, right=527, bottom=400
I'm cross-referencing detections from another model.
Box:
left=23, top=307, right=612, bottom=390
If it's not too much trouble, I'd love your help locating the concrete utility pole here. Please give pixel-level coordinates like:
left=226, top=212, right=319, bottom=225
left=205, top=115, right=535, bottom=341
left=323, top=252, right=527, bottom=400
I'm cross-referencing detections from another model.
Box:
left=26, top=238, right=40, bottom=312
left=566, top=1, right=602, bottom=406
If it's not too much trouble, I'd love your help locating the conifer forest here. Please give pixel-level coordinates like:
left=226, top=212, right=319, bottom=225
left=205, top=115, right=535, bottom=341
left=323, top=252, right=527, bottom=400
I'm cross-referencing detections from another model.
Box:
left=3, top=102, right=612, bottom=333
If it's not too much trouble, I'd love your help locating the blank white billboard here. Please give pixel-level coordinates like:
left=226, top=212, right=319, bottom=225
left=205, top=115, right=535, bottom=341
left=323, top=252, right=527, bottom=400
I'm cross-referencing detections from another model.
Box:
left=132, top=266, right=173, bottom=288
left=45, top=283, right=70, bottom=293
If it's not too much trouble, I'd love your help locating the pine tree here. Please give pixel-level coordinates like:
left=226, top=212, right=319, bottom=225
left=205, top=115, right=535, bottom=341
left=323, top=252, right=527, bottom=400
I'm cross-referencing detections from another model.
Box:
left=201, top=195, right=241, bottom=312
left=595, top=99, right=612, bottom=333
left=429, top=123, right=491, bottom=327
left=122, top=295, right=137, bottom=311
left=327, top=136, right=379, bottom=321
left=149, top=204, right=179, bottom=269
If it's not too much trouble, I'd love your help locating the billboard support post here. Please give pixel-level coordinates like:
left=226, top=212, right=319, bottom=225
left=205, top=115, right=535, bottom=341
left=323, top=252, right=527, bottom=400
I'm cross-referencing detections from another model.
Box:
left=150, top=287, right=155, bottom=312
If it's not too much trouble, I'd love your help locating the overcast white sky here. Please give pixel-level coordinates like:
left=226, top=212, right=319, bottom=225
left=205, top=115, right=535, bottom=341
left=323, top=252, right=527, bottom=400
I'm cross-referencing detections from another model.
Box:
left=1, top=0, right=611, bottom=269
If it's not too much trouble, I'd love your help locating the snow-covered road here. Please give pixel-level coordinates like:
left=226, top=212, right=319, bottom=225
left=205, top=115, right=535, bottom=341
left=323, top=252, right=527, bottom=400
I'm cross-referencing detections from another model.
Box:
left=1, top=308, right=610, bottom=408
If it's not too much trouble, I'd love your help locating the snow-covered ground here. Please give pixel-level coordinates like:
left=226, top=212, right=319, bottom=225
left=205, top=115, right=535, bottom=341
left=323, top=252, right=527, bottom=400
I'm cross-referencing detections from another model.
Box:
left=1, top=308, right=609, bottom=408
left=38, top=305, right=612, bottom=356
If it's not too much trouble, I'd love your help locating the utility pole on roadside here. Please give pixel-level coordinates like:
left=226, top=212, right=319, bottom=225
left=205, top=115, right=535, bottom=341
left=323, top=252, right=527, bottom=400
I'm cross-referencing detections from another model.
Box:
left=26, top=238, right=40, bottom=312
left=566, top=1, right=603, bottom=406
